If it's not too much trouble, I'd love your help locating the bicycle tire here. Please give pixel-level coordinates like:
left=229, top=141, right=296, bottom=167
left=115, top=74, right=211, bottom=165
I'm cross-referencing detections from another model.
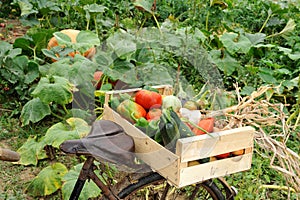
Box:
left=117, top=172, right=225, bottom=200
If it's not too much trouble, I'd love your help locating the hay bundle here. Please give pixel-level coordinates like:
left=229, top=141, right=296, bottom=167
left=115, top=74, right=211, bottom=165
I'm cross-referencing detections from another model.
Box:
left=207, top=85, right=300, bottom=195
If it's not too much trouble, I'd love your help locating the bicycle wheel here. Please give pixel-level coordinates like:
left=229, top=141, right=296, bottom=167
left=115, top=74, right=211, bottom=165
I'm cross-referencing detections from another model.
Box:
left=117, top=172, right=225, bottom=200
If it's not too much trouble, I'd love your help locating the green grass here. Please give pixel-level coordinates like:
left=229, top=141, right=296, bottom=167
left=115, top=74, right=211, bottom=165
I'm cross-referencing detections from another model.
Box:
left=227, top=146, right=300, bottom=200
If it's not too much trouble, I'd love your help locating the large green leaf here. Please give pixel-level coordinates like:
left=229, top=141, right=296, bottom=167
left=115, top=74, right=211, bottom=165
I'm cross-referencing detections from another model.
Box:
left=26, top=163, right=68, bottom=197
left=75, top=31, right=100, bottom=54
left=17, top=136, right=47, bottom=166
left=220, top=32, right=252, bottom=54
left=106, top=60, right=137, bottom=85
left=93, top=51, right=114, bottom=69
left=106, top=31, right=136, bottom=59
left=20, top=98, right=51, bottom=126
left=24, top=60, right=40, bottom=84
left=278, top=46, right=300, bottom=61
left=133, top=0, right=153, bottom=13
left=31, top=76, right=74, bottom=105
left=209, top=50, right=239, bottom=75
left=17, top=0, right=38, bottom=16
left=258, top=67, right=277, bottom=84
left=62, top=163, right=101, bottom=200
left=1, top=55, right=27, bottom=84
left=138, top=63, right=173, bottom=86
left=244, top=33, right=266, bottom=45
left=54, top=31, right=72, bottom=46
left=53, top=30, right=100, bottom=54
left=0, top=41, right=13, bottom=57
left=83, top=3, right=107, bottom=13
left=68, top=57, right=98, bottom=88
left=42, top=118, right=90, bottom=148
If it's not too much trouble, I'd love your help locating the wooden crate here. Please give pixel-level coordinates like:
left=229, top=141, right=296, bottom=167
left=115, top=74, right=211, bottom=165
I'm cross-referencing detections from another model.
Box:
left=102, top=85, right=255, bottom=188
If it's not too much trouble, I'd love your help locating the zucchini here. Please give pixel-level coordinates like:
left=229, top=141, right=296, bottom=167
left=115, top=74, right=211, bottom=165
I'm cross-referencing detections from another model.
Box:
left=164, top=122, right=179, bottom=152
left=159, top=110, right=180, bottom=152
left=158, top=108, right=193, bottom=152
left=169, top=109, right=195, bottom=138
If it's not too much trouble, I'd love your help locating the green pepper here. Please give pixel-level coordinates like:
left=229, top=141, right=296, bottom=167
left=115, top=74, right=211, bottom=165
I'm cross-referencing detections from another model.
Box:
left=134, top=117, right=160, bottom=138
left=134, top=116, right=149, bottom=127
left=116, top=99, right=146, bottom=123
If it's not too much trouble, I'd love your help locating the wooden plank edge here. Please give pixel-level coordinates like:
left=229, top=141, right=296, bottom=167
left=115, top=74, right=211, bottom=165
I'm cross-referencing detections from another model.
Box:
left=177, top=153, right=253, bottom=187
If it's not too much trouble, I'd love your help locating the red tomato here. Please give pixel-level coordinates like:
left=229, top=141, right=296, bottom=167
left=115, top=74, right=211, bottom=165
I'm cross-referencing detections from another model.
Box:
left=192, top=117, right=215, bottom=135
left=216, top=152, right=230, bottom=159
left=135, top=90, right=162, bottom=110
left=93, top=71, right=103, bottom=89
left=146, top=108, right=162, bottom=121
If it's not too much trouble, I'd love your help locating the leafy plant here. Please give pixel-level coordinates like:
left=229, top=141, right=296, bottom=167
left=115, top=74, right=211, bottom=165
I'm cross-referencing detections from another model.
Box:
left=17, top=117, right=90, bottom=166
left=61, top=163, right=102, bottom=200
left=0, top=41, right=39, bottom=106
left=26, top=162, right=68, bottom=197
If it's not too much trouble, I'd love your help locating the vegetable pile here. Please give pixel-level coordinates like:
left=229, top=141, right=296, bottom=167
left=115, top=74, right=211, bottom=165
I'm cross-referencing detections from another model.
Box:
left=110, top=88, right=246, bottom=161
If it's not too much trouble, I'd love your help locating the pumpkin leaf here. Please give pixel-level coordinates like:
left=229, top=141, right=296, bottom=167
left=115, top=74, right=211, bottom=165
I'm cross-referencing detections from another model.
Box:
left=133, top=0, right=153, bottom=13
left=31, top=76, right=74, bottom=105
left=75, top=31, right=100, bottom=54
left=106, top=31, right=136, bottom=59
left=209, top=50, right=240, bottom=75
left=20, top=97, right=51, bottom=126
left=24, top=60, right=39, bottom=84
left=83, top=3, right=107, bottom=13
left=220, top=32, right=252, bottom=54
left=138, top=63, right=173, bottom=86
left=26, top=163, right=68, bottom=197
left=61, top=163, right=101, bottom=200
left=17, top=136, right=47, bottom=166
left=54, top=31, right=72, bottom=47
left=17, top=0, right=38, bottom=16
left=42, top=118, right=90, bottom=148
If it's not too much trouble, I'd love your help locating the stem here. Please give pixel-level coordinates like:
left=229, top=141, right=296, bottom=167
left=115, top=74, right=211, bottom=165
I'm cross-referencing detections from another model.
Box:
left=94, top=15, right=98, bottom=35
left=180, top=118, right=214, bottom=137
left=293, top=108, right=300, bottom=130
left=51, top=111, right=65, bottom=121
left=259, top=185, right=296, bottom=193
left=205, top=10, right=210, bottom=31
left=137, top=16, right=147, bottom=35
left=152, top=13, right=162, bottom=35
left=86, top=18, right=90, bottom=30
left=0, top=108, right=13, bottom=112
left=62, top=104, right=69, bottom=115
left=259, top=12, right=272, bottom=33
left=33, top=46, right=37, bottom=61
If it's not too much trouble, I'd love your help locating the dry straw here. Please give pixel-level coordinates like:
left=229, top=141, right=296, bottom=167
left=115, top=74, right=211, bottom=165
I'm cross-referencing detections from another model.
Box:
left=208, top=84, right=300, bottom=196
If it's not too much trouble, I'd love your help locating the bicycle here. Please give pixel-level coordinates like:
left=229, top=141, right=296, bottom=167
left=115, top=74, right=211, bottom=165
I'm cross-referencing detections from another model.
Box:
left=60, top=119, right=237, bottom=200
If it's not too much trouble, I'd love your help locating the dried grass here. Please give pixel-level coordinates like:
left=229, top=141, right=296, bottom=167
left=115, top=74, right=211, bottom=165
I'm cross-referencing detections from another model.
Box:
left=207, top=84, right=300, bottom=195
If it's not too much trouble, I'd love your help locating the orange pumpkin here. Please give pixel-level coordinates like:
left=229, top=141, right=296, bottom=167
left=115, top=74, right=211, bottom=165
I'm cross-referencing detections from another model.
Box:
left=47, top=29, right=96, bottom=62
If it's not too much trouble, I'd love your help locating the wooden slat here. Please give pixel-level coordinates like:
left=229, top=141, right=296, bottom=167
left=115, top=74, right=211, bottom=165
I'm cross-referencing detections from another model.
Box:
left=104, top=84, right=173, bottom=106
left=103, top=106, right=179, bottom=172
left=178, top=153, right=253, bottom=187
left=176, top=126, right=255, bottom=162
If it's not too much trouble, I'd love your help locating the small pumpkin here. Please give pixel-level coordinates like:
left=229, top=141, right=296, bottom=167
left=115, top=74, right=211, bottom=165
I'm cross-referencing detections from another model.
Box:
left=47, top=29, right=96, bottom=61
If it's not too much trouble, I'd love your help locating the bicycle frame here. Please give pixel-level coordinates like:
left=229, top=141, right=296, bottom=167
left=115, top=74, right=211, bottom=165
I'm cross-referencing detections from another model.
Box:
left=70, top=156, right=119, bottom=200
left=70, top=156, right=236, bottom=200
